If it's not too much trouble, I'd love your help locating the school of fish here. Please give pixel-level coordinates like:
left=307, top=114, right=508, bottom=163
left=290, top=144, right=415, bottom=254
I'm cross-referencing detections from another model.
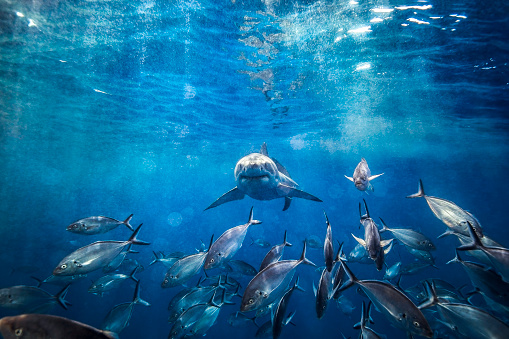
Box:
left=1, top=144, right=508, bottom=339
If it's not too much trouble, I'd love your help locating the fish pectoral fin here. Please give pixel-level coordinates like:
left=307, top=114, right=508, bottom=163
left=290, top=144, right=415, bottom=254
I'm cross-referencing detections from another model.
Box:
left=102, top=330, right=119, bottom=339
left=277, top=184, right=322, bottom=202
left=205, top=187, right=245, bottom=210
left=351, top=234, right=366, bottom=248
left=368, top=173, right=384, bottom=181
left=344, top=175, right=354, bottom=182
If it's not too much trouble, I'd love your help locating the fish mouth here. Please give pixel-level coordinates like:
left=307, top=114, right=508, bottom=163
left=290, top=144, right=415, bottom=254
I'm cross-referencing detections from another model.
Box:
left=239, top=174, right=270, bottom=181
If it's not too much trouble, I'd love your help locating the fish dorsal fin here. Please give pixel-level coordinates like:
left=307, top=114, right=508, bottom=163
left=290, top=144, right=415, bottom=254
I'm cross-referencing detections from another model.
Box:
left=260, top=143, right=268, bottom=156
left=207, top=234, right=215, bottom=252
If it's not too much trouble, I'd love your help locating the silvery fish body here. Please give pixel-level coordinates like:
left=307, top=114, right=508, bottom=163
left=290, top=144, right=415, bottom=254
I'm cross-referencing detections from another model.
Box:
left=0, top=314, right=117, bottom=339
left=457, top=221, right=509, bottom=283
left=168, top=286, right=217, bottom=323
left=316, top=268, right=332, bottom=319
left=53, top=224, right=149, bottom=276
left=379, top=218, right=435, bottom=251
left=228, top=260, right=258, bottom=276
left=241, top=244, right=315, bottom=312
left=88, top=267, right=138, bottom=295
left=204, top=207, right=261, bottom=270
left=353, top=200, right=385, bottom=271
left=448, top=251, right=509, bottom=307
left=272, top=278, right=302, bottom=339
left=100, top=281, right=150, bottom=334
left=323, top=212, right=334, bottom=272
left=340, top=261, right=433, bottom=338
left=162, top=235, right=213, bottom=288
left=383, top=262, right=402, bottom=281
left=206, top=143, right=322, bottom=211
left=355, top=301, right=387, bottom=339
left=0, top=285, right=70, bottom=313
left=344, top=158, right=384, bottom=192
left=259, top=230, right=292, bottom=271
left=407, top=180, right=483, bottom=238
left=67, top=214, right=134, bottom=235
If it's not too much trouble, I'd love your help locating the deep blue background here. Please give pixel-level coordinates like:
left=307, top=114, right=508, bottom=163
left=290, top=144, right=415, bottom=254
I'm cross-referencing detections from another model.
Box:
left=0, top=0, right=508, bottom=338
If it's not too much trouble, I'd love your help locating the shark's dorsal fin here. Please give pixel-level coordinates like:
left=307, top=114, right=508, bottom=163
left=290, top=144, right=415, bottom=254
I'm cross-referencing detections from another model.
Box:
left=260, top=143, right=268, bottom=156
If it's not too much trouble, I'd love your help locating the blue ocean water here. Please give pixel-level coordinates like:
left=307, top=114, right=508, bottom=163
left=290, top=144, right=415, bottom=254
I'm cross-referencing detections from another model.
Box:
left=0, top=0, right=508, bottom=338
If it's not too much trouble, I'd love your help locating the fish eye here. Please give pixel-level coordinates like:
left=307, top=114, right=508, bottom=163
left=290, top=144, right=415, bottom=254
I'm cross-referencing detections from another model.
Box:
left=14, top=328, right=22, bottom=337
left=413, top=321, right=421, bottom=328
left=248, top=298, right=254, bottom=304
left=60, top=264, right=67, bottom=269
left=210, top=258, right=214, bottom=263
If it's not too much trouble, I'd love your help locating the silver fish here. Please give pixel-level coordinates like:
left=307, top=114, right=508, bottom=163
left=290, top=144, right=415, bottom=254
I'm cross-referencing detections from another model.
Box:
left=205, top=143, right=322, bottom=211
left=383, top=262, right=402, bottom=281
left=420, top=281, right=509, bottom=339
left=305, top=235, right=323, bottom=249
left=227, top=311, right=257, bottom=328
left=67, top=214, right=134, bottom=235
left=250, top=237, right=271, bottom=248
left=352, top=200, right=386, bottom=271
left=404, top=246, right=436, bottom=265
left=448, top=250, right=509, bottom=307
left=0, top=314, right=118, bottom=339
left=407, top=179, right=483, bottom=238
left=204, top=207, right=261, bottom=270
left=457, top=221, right=509, bottom=283
left=339, top=260, right=433, bottom=338
left=344, top=158, right=384, bottom=192
left=272, top=277, right=303, bottom=339
left=241, top=243, right=315, bottom=312
left=100, top=281, right=150, bottom=334
left=187, top=290, right=234, bottom=337
left=148, top=251, right=181, bottom=268
left=227, top=260, right=258, bottom=276
left=259, top=230, right=292, bottom=271
left=88, top=267, right=139, bottom=296
left=323, top=212, right=334, bottom=272
left=379, top=218, right=435, bottom=251
left=53, top=224, right=149, bottom=276
left=162, top=235, right=213, bottom=288
left=354, top=301, right=387, bottom=339
left=315, top=268, right=332, bottom=319
left=0, top=284, right=70, bottom=314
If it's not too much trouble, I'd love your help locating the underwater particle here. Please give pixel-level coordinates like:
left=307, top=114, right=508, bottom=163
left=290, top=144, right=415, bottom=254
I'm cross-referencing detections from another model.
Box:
left=348, top=26, right=372, bottom=34
left=16, top=12, right=24, bottom=17
left=290, top=134, right=307, bottom=150
left=167, top=212, right=183, bottom=227
left=184, top=84, right=196, bottom=99
left=355, top=62, right=372, bottom=71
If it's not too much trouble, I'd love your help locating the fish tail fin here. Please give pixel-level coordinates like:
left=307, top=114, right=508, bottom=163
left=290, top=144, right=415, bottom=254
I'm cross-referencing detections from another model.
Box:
left=283, top=230, right=292, bottom=247
left=133, top=281, right=151, bottom=307
left=338, top=259, right=357, bottom=292
left=334, top=242, right=345, bottom=263
left=299, top=242, right=316, bottom=267
left=123, top=214, right=134, bottom=231
left=457, top=221, right=484, bottom=252
left=149, top=251, right=160, bottom=266
left=379, top=217, right=389, bottom=233
left=128, top=224, right=150, bottom=246
left=406, top=179, right=425, bottom=198
left=446, top=250, right=462, bottom=265
left=129, top=266, right=140, bottom=283
left=56, top=284, right=72, bottom=310
left=293, top=275, right=305, bottom=292
left=437, top=230, right=456, bottom=239
left=418, top=280, right=438, bottom=310
left=247, top=206, right=262, bottom=226
left=362, top=199, right=370, bottom=218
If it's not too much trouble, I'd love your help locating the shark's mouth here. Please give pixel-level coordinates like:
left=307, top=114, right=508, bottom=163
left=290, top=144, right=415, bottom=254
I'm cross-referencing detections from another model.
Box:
left=239, top=174, right=270, bottom=181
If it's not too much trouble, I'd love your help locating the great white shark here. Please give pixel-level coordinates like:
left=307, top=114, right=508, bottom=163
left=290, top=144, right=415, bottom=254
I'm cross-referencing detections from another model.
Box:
left=205, top=143, right=322, bottom=211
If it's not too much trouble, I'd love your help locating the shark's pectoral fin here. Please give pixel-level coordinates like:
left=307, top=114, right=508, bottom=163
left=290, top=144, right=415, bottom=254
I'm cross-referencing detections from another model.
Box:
left=205, top=187, right=245, bottom=210
left=283, top=197, right=292, bottom=211
left=368, top=173, right=384, bottom=181
left=344, top=175, right=354, bottom=182
left=277, top=184, right=322, bottom=202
